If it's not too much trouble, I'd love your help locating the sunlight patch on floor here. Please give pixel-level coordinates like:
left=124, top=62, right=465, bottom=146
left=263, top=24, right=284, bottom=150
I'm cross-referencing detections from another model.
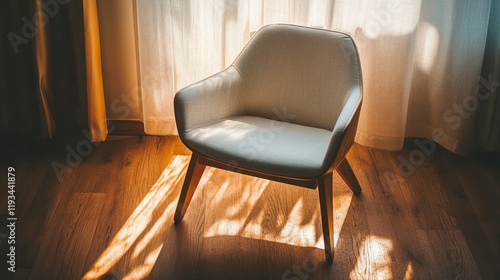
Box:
left=83, top=155, right=189, bottom=280
left=205, top=176, right=269, bottom=237
left=123, top=245, right=164, bottom=280
left=350, top=235, right=394, bottom=280
left=204, top=172, right=355, bottom=249
left=334, top=192, right=354, bottom=246
left=279, top=197, right=321, bottom=247
left=403, top=261, right=414, bottom=280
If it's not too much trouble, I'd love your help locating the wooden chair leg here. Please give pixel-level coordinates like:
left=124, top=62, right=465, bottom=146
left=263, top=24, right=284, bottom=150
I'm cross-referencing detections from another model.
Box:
left=174, top=153, right=206, bottom=224
left=318, top=172, right=334, bottom=263
left=336, top=159, right=362, bottom=195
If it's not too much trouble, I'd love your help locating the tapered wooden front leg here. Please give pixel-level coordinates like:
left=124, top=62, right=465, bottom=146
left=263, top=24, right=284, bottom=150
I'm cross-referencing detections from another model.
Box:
left=174, top=153, right=206, bottom=224
left=318, top=172, right=334, bottom=263
left=336, top=159, right=361, bottom=195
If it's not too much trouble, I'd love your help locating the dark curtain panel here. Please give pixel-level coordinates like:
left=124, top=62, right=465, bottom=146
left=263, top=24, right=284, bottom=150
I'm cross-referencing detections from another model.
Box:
left=0, top=0, right=41, bottom=138
left=476, top=0, right=500, bottom=152
left=0, top=0, right=88, bottom=140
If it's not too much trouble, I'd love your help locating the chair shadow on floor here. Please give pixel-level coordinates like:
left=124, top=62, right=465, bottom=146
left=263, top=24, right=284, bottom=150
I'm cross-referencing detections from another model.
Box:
left=146, top=155, right=404, bottom=280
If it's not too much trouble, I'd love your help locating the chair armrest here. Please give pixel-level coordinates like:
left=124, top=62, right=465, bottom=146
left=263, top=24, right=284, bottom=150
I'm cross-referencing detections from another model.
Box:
left=324, top=87, right=363, bottom=171
left=174, top=66, right=244, bottom=134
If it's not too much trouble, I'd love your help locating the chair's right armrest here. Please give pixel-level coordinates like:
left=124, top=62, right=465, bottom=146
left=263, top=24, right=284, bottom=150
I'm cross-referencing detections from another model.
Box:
left=325, top=87, right=362, bottom=172
left=174, top=66, right=244, bottom=135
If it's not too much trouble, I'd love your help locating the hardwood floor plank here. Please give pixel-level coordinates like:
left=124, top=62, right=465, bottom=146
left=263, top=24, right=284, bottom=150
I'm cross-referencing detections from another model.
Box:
left=448, top=152, right=500, bottom=255
left=82, top=137, right=189, bottom=280
left=29, top=193, right=106, bottom=279
left=390, top=148, right=458, bottom=230
left=438, top=150, right=500, bottom=279
left=346, top=146, right=427, bottom=279
left=415, top=229, right=481, bottom=279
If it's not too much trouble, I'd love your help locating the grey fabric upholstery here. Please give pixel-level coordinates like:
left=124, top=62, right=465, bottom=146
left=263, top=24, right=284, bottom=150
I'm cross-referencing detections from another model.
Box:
left=175, top=24, right=362, bottom=179
left=184, top=115, right=332, bottom=178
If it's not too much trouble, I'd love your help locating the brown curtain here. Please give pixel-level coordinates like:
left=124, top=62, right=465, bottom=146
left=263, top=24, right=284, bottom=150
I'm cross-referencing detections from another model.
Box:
left=476, top=0, right=500, bottom=152
left=1, top=0, right=41, bottom=138
left=0, top=0, right=107, bottom=142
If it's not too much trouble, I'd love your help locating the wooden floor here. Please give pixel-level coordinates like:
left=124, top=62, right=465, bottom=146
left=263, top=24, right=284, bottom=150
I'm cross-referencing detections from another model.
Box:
left=0, top=135, right=499, bottom=280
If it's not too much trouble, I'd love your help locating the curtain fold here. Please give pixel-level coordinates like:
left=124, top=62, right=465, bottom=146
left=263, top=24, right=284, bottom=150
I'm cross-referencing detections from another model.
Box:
left=83, top=0, right=108, bottom=141
left=1, top=1, right=44, bottom=138
left=33, top=0, right=56, bottom=138
left=0, top=0, right=108, bottom=142
left=403, top=1, right=491, bottom=154
left=476, top=0, right=500, bottom=152
left=136, top=0, right=499, bottom=153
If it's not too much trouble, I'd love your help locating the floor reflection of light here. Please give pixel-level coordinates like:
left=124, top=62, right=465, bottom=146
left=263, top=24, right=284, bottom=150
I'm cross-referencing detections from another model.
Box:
left=83, top=155, right=189, bottom=280
left=205, top=176, right=269, bottom=237
left=213, top=180, right=231, bottom=203
left=205, top=173, right=355, bottom=250
left=123, top=245, right=164, bottom=280
left=131, top=200, right=172, bottom=259
left=351, top=235, right=394, bottom=280
left=334, top=192, right=354, bottom=246
left=403, top=261, right=414, bottom=279
left=280, top=197, right=320, bottom=247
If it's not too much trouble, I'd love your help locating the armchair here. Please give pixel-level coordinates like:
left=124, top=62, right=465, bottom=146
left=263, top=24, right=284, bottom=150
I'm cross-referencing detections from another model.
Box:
left=173, top=24, right=363, bottom=263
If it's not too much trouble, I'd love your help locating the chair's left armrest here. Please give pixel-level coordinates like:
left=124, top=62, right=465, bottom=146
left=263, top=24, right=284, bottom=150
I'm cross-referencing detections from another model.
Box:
left=174, top=66, right=244, bottom=135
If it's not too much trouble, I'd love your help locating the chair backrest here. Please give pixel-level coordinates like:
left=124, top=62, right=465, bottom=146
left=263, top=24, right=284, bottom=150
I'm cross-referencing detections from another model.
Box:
left=233, top=24, right=362, bottom=131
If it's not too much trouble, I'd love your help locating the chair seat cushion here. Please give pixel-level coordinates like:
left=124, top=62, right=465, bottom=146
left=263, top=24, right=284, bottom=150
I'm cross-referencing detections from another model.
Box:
left=183, top=115, right=333, bottom=178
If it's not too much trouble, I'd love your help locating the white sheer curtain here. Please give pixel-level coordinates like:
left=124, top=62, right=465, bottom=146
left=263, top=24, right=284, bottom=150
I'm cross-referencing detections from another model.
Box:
left=136, top=0, right=496, bottom=153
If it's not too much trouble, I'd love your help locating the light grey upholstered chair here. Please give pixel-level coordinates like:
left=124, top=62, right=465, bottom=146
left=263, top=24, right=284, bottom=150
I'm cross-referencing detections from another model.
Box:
left=173, top=24, right=363, bottom=263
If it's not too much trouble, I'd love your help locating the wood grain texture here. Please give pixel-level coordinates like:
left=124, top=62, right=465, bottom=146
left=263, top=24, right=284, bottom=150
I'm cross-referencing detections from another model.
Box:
left=0, top=136, right=498, bottom=279
left=31, top=193, right=106, bottom=280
